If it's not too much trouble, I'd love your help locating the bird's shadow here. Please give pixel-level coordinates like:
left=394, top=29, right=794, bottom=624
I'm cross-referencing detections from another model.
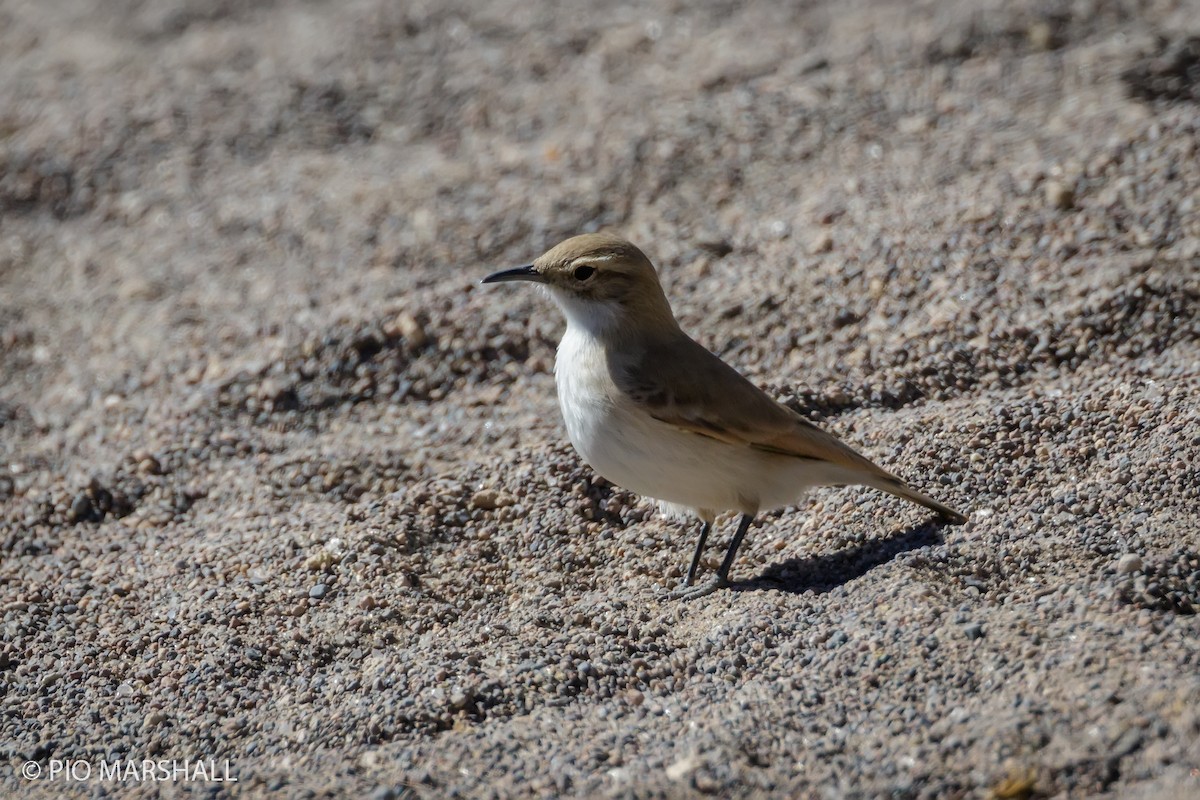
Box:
left=730, top=519, right=946, bottom=595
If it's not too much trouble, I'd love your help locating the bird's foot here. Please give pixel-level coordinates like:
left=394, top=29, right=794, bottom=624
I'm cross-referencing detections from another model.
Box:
left=669, top=576, right=728, bottom=601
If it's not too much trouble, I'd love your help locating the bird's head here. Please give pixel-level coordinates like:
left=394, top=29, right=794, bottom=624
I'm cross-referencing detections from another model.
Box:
left=483, top=233, right=678, bottom=338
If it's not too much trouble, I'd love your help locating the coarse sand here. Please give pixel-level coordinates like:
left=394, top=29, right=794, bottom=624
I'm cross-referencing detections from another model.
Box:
left=2, top=0, right=1199, bottom=797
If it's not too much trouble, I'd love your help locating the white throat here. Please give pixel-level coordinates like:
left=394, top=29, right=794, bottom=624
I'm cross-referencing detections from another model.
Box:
left=545, top=287, right=623, bottom=338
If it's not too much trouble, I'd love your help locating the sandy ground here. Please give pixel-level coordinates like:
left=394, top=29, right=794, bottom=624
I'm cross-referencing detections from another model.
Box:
left=2, top=0, right=1200, bottom=797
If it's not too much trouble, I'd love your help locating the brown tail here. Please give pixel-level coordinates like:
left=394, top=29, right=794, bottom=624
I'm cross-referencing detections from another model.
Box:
left=872, top=476, right=967, bottom=524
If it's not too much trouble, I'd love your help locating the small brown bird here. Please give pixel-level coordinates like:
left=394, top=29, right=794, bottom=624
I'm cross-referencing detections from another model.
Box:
left=484, top=233, right=966, bottom=599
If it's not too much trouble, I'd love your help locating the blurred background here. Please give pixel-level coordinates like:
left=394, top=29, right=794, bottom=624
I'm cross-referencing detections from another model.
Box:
left=3, top=0, right=1195, bottom=433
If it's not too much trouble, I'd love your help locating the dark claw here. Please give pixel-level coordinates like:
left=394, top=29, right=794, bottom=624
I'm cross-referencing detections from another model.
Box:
left=669, top=576, right=728, bottom=601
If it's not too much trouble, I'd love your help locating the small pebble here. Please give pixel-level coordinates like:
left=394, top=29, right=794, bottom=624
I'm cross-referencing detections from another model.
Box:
left=69, top=493, right=92, bottom=522
left=1045, top=180, right=1075, bottom=210
left=471, top=489, right=516, bottom=511
left=1116, top=554, right=1143, bottom=575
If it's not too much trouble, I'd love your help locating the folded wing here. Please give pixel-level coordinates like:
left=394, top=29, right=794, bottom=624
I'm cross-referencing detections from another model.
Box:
left=611, top=334, right=966, bottom=523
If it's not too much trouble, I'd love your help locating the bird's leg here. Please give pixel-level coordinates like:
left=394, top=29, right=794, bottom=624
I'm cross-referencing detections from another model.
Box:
left=714, top=513, right=754, bottom=584
left=671, top=514, right=755, bottom=601
left=684, top=521, right=711, bottom=587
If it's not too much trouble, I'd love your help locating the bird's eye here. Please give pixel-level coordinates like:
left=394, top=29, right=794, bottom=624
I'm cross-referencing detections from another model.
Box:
left=573, top=265, right=596, bottom=281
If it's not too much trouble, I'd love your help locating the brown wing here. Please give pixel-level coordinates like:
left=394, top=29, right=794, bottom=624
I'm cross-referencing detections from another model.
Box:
left=611, top=334, right=968, bottom=523
left=610, top=334, right=895, bottom=479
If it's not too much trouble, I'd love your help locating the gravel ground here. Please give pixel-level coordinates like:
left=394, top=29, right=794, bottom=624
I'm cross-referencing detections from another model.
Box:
left=2, top=0, right=1199, bottom=797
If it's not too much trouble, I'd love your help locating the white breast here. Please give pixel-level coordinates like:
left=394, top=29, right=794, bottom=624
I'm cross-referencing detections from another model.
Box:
left=554, top=326, right=830, bottom=519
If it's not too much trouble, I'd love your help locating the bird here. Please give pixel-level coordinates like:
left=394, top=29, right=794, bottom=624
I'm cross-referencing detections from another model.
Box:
left=482, top=232, right=966, bottom=599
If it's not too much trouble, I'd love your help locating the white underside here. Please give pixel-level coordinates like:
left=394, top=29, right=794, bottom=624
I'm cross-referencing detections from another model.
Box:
left=554, top=323, right=845, bottom=521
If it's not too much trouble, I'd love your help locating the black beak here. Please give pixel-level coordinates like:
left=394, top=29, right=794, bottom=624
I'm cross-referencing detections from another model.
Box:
left=481, top=265, right=543, bottom=285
